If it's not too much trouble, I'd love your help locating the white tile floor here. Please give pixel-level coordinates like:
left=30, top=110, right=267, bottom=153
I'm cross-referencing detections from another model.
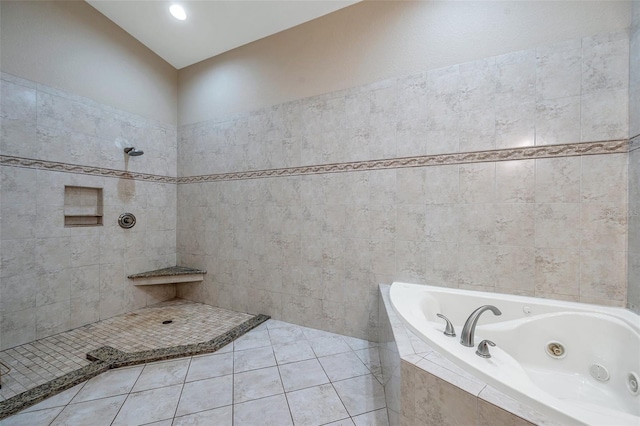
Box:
left=0, top=319, right=389, bottom=426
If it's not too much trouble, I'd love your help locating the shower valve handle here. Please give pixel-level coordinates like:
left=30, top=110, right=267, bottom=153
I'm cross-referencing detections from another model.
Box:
left=436, top=313, right=456, bottom=337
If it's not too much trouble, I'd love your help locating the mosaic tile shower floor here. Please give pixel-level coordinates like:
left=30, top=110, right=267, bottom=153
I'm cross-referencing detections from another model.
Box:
left=0, top=299, right=253, bottom=401
left=1, top=319, right=388, bottom=425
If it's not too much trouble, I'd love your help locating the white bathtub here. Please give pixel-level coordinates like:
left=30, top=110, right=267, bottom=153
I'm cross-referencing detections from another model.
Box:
left=390, top=282, right=640, bottom=426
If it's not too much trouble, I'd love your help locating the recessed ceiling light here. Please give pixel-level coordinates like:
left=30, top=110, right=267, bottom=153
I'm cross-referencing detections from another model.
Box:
left=169, top=4, right=186, bottom=21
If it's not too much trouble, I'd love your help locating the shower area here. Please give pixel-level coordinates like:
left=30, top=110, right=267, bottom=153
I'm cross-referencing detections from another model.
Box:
left=0, top=2, right=265, bottom=405
left=0, top=71, right=273, bottom=407
left=0, top=73, right=182, bottom=353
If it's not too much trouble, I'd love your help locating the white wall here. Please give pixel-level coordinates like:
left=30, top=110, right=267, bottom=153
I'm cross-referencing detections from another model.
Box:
left=178, top=0, right=631, bottom=125
left=0, top=1, right=177, bottom=125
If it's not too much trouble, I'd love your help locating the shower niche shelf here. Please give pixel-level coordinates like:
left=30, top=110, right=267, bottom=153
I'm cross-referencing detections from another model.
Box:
left=64, top=186, right=103, bottom=227
left=128, top=266, right=206, bottom=286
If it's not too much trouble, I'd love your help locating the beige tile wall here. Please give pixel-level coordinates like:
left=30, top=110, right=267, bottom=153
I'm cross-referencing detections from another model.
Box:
left=630, top=2, right=640, bottom=140
left=0, top=74, right=177, bottom=176
left=2, top=26, right=631, bottom=350
left=178, top=31, right=629, bottom=177
left=177, top=31, right=631, bottom=339
left=177, top=154, right=628, bottom=338
left=0, top=73, right=178, bottom=350
left=627, top=1, right=640, bottom=314
left=629, top=141, right=640, bottom=314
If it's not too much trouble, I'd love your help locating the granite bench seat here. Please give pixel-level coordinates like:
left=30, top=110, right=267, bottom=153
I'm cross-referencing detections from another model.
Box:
left=127, top=266, right=206, bottom=285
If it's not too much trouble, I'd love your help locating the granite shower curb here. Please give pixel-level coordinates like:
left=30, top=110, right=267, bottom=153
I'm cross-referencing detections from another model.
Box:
left=0, top=313, right=270, bottom=420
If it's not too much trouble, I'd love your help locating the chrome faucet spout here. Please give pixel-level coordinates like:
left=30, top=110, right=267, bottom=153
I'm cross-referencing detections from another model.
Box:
left=460, top=305, right=502, bottom=347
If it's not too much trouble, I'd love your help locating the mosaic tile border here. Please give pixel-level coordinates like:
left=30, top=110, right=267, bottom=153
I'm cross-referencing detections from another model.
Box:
left=0, top=155, right=178, bottom=183
left=0, top=314, right=270, bottom=420
left=2, top=139, right=628, bottom=185
left=177, top=139, right=629, bottom=184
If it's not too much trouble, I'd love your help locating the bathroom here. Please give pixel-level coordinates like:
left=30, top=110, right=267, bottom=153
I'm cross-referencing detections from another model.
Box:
left=0, top=0, right=638, bottom=424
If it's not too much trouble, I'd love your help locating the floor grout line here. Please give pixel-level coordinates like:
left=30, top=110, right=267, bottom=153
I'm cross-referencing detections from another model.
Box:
left=2, top=319, right=389, bottom=426
left=0, top=299, right=253, bottom=403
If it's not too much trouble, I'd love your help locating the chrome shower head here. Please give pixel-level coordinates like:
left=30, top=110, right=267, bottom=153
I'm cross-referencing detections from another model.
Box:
left=124, top=147, right=144, bottom=156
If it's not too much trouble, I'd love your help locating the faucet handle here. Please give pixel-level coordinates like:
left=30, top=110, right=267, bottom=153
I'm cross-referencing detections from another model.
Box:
left=436, top=313, right=456, bottom=337
left=476, top=340, right=496, bottom=358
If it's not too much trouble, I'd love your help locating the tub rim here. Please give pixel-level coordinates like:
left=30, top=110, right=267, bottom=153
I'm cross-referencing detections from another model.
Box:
left=384, top=282, right=640, bottom=426
left=378, top=283, right=557, bottom=426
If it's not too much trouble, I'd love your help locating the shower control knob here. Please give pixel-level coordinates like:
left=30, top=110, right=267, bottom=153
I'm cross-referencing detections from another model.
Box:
left=118, top=212, right=136, bottom=229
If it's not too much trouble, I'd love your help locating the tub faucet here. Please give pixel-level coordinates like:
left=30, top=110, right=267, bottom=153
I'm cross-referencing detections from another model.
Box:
left=460, top=305, right=502, bottom=347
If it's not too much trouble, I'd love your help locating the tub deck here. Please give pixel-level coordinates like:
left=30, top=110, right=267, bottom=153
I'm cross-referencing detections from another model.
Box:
left=384, top=282, right=640, bottom=426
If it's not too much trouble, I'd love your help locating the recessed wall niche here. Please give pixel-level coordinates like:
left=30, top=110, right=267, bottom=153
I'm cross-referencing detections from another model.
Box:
left=64, top=186, right=103, bottom=227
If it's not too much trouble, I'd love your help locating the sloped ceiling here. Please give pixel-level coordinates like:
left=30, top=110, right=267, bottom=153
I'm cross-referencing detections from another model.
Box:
left=86, top=0, right=359, bottom=69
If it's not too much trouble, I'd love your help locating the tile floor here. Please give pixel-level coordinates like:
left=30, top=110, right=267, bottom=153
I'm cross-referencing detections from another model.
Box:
left=0, top=300, right=253, bottom=400
left=0, top=319, right=388, bottom=425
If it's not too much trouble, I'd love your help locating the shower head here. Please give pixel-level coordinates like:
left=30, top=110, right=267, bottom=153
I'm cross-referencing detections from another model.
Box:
left=124, top=147, right=144, bottom=156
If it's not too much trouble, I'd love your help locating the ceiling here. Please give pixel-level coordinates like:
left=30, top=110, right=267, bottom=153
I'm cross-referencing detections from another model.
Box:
left=86, top=0, right=359, bottom=70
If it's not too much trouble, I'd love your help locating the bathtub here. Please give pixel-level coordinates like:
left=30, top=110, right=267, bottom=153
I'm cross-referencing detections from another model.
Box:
left=389, top=282, right=640, bottom=426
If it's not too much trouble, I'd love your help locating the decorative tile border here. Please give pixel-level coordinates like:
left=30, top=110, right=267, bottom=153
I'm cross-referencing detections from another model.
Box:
left=178, top=139, right=629, bottom=184
left=2, top=139, right=628, bottom=185
left=0, top=155, right=177, bottom=183
left=0, top=314, right=269, bottom=420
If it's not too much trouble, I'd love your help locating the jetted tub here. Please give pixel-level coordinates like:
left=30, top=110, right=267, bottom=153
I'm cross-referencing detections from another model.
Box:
left=390, top=282, right=640, bottom=426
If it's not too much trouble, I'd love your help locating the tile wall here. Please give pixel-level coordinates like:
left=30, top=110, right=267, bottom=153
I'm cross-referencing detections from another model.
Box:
left=629, top=143, right=639, bottom=314
left=628, top=1, right=640, bottom=314
left=177, top=31, right=631, bottom=339
left=1, top=26, right=632, bottom=350
left=631, top=2, right=640, bottom=140
left=0, top=73, right=178, bottom=350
